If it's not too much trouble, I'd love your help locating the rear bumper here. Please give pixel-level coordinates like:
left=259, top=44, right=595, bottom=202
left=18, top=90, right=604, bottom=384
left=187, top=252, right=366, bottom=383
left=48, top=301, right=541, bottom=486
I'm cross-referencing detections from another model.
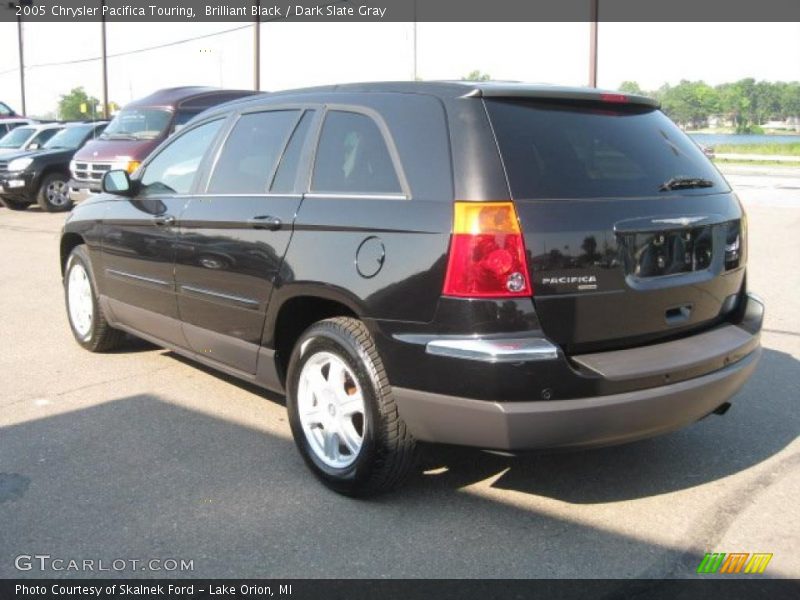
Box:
left=392, top=293, right=763, bottom=450
left=394, top=347, right=759, bottom=450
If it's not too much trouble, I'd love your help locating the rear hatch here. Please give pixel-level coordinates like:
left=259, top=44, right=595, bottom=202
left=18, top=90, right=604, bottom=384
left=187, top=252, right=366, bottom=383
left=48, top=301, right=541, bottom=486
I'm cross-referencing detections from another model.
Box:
left=485, top=97, right=746, bottom=354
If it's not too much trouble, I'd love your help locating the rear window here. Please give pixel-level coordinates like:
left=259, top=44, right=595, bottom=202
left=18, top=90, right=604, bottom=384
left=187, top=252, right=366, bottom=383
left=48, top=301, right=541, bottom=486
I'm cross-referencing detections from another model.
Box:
left=486, top=99, right=728, bottom=199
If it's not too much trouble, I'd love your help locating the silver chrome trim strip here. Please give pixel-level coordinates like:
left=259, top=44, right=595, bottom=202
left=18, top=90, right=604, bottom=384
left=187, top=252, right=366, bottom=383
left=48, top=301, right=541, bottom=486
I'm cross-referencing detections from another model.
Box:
left=105, top=269, right=171, bottom=287
left=303, top=192, right=408, bottom=201
left=425, top=337, right=559, bottom=362
left=180, top=284, right=260, bottom=307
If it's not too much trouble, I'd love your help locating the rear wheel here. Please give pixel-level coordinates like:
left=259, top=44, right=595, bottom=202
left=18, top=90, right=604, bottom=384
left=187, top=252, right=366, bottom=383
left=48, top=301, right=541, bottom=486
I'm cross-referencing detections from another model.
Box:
left=286, top=317, right=417, bottom=496
left=0, top=196, right=31, bottom=210
left=37, top=173, right=72, bottom=212
left=64, top=245, right=125, bottom=352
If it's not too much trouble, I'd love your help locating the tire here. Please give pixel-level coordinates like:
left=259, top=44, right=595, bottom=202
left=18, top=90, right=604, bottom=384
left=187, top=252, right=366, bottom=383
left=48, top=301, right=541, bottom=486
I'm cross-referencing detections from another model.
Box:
left=0, top=196, right=31, bottom=210
left=286, top=317, right=418, bottom=496
left=64, top=245, right=126, bottom=352
left=36, top=173, right=73, bottom=212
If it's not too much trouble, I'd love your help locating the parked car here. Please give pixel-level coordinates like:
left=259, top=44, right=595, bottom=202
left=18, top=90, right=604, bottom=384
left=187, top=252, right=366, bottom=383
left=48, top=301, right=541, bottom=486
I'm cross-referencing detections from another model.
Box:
left=699, top=143, right=716, bottom=159
left=0, top=121, right=106, bottom=212
left=60, top=82, right=762, bottom=496
left=0, top=117, right=34, bottom=137
left=68, top=87, right=260, bottom=205
left=0, top=122, right=64, bottom=155
left=0, top=101, right=19, bottom=119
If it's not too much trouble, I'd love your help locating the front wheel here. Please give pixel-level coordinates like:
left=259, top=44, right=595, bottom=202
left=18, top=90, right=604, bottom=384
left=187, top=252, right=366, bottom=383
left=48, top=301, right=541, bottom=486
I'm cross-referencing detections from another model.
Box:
left=286, top=317, right=417, bottom=496
left=37, top=173, right=73, bottom=212
left=64, top=245, right=126, bottom=352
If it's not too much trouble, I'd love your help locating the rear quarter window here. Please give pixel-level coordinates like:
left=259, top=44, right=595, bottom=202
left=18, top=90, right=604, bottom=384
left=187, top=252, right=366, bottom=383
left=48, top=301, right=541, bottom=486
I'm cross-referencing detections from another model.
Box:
left=311, top=110, right=402, bottom=195
left=486, top=99, right=728, bottom=199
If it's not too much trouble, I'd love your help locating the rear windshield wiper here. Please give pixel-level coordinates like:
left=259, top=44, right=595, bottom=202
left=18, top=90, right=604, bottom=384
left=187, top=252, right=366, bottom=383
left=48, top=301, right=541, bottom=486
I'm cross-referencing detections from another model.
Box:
left=659, top=177, right=714, bottom=192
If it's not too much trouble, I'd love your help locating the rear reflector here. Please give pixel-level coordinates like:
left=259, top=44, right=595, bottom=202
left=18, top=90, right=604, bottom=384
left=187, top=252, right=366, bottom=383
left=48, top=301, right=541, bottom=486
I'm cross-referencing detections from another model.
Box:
left=443, top=202, right=533, bottom=298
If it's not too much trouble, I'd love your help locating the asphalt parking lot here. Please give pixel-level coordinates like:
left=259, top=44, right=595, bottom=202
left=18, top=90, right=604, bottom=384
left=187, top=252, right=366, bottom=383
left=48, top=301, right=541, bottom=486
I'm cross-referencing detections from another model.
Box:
left=1, top=166, right=798, bottom=580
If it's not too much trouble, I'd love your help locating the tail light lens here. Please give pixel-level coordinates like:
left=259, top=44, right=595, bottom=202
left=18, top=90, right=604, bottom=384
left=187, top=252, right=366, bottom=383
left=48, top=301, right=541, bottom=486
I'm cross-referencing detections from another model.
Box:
left=442, top=201, right=532, bottom=298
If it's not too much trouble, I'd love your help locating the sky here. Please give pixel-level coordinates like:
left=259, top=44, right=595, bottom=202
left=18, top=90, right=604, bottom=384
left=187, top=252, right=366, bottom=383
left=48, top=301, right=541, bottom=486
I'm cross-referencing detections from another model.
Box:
left=1, top=21, right=799, bottom=117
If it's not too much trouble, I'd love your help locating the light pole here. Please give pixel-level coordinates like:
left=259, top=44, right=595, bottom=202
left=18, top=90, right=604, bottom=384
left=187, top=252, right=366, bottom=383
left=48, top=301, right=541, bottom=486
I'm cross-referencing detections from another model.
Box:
left=254, top=0, right=261, bottom=91
left=8, top=1, right=27, bottom=114
left=101, top=0, right=109, bottom=118
left=589, top=0, right=598, bottom=87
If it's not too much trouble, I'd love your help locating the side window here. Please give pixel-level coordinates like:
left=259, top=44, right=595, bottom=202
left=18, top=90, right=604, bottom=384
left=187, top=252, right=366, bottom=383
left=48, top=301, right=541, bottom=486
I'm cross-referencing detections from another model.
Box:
left=271, top=110, right=315, bottom=193
left=32, top=129, right=58, bottom=145
left=208, top=110, right=299, bottom=194
left=172, top=110, right=201, bottom=134
left=311, top=111, right=401, bottom=194
left=140, top=119, right=222, bottom=197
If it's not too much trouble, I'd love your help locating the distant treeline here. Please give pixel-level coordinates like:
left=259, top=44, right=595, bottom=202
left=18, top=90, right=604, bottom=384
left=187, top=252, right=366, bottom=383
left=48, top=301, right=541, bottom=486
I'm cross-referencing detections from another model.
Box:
left=618, top=79, right=800, bottom=133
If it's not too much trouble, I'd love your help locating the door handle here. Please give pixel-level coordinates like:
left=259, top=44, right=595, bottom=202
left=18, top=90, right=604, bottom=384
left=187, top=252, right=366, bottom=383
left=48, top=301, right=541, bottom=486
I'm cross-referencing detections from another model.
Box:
left=153, top=215, right=176, bottom=227
left=248, top=215, right=282, bottom=231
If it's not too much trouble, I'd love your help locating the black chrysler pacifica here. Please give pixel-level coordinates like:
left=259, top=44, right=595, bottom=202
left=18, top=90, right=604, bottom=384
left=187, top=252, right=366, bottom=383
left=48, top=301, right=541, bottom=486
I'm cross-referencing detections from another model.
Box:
left=60, top=82, right=763, bottom=495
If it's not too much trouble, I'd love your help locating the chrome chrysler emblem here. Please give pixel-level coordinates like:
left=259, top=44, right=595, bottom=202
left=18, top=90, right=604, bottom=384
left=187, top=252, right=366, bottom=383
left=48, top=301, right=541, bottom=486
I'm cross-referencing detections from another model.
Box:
left=651, top=216, right=707, bottom=227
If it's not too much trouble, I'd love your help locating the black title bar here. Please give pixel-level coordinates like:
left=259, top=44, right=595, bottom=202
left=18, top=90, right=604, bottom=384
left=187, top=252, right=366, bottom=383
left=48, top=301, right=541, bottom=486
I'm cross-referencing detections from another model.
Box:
left=3, top=579, right=800, bottom=600
left=1, top=0, right=800, bottom=22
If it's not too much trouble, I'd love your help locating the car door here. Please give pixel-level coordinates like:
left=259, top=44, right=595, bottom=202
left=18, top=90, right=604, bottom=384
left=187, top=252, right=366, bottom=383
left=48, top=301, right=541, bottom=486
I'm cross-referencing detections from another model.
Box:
left=100, top=118, right=225, bottom=346
left=174, top=108, right=316, bottom=374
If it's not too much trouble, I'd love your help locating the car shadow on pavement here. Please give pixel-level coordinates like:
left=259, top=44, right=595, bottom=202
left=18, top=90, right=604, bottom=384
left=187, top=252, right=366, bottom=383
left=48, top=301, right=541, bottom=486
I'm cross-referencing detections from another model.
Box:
left=413, top=347, right=799, bottom=503
left=0, top=392, right=712, bottom=580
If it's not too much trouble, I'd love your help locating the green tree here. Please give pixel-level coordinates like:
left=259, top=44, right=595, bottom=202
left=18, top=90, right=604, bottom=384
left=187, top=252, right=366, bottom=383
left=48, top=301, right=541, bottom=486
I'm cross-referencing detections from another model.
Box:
left=618, top=81, right=643, bottom=95
left=659, top=80, right=719, bottom=129
left=58, top=87, right=101, bottom=121
left=780, top=82, right=800, bottom=118
left=462, top=70, right=491, bottom=82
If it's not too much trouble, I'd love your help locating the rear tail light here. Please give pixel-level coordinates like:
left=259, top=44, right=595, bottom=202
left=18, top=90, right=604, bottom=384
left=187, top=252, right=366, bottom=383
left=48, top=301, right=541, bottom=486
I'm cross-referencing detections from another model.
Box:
left=442, top=201, right=532, bottom=298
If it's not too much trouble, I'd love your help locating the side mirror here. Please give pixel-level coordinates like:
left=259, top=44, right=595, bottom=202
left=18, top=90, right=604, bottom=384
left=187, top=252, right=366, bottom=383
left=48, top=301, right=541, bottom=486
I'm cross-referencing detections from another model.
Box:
left=28, top=142, right=40, bottom=150
left=102, top=169, right=135, bottom=197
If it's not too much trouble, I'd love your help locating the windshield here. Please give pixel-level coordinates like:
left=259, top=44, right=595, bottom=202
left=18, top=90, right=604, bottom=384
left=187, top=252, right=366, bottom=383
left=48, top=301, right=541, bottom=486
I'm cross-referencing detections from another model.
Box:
left=0, top=127, right=34, bottom=148
left=44, top=126, right=92, bottom=150
left=101, top=108, right=172, bottom=140
left=486, top=99, right=729, bottom=199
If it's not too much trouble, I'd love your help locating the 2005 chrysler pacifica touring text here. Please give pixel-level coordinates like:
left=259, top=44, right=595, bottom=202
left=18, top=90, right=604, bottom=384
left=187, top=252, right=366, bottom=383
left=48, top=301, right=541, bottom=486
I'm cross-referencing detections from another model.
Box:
left=60, top=82, right=763, bottom=495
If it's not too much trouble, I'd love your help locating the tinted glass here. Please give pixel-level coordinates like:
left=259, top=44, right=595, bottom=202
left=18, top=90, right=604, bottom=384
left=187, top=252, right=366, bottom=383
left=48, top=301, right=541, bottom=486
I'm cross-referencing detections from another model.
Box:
left=208, top=110, right=299, bottom=194
left=271, top=110, right=315, bottom=193
left=0, top=126, right=34, bottom=148
left=44, top=125, right=93, bottom=150
left=31, top=128, right=60, bottom=146
left=101, top=108, right=172, bottom=140
left=312, top=111, right=401, bottom=194
left=485, top=99, right=728, bottom=199
left=140, top=120, right=222, bottom=196
left=172, top=110, right=202, bottom=133
left=0, top=103, right=13, bottom=116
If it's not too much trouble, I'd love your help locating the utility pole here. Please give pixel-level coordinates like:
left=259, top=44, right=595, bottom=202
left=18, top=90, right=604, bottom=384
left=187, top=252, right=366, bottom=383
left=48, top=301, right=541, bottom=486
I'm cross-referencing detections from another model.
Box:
left=9, top=2, right=27, bottom=114
left=412, top=22, right=417, bottom=80
left=589, top=0, right=598, bottom=87
left=101, top=0, right=109, bottom=118
left=254, top=0, right=261, bottom=90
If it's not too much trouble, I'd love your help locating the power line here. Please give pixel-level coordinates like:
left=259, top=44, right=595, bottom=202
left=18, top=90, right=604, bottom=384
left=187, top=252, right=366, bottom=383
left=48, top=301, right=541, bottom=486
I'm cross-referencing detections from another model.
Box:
left=0, top=23, right=252, bottom=76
